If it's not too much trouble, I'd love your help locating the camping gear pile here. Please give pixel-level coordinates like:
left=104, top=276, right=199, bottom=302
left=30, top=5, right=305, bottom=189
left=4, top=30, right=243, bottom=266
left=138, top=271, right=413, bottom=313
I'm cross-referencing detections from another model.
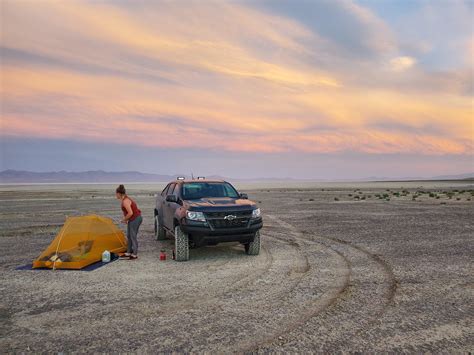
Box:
left=33, top=215, right=127, bottom=270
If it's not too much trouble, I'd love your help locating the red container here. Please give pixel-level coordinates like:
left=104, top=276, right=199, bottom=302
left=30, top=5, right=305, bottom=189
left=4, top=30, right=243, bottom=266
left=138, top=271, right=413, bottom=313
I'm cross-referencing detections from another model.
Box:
left=159, top=250, right=167, bottom=261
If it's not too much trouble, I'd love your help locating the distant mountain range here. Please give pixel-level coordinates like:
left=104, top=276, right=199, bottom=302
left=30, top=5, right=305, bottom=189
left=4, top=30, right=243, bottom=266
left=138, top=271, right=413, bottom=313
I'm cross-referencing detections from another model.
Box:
left=0, top=169, right=473, bottom=183
left=0, top=170, right=183, bottom=183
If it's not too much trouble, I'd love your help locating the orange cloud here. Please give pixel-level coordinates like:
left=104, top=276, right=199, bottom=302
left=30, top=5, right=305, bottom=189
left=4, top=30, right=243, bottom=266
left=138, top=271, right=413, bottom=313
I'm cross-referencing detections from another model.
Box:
left=0, top=1, right=472, bottom=157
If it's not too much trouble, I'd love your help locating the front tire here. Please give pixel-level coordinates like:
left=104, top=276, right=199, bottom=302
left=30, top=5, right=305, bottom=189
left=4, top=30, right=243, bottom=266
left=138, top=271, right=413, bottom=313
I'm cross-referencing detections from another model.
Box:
left=154, top=214, right=166, bottom=240
left=245, top=231, right=261, bottom=255
left=174, top=225, right=189, bottom=261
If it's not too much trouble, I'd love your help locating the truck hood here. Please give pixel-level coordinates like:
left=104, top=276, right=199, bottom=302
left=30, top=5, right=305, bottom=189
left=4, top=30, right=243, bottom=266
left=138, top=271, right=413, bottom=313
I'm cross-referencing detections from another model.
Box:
left=184, top=197, right=256, bottom=210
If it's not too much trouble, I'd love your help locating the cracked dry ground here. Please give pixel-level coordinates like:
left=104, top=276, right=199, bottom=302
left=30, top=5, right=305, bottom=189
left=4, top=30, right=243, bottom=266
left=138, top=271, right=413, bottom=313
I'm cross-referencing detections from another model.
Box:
left=0, top=182, right=473, bottom=352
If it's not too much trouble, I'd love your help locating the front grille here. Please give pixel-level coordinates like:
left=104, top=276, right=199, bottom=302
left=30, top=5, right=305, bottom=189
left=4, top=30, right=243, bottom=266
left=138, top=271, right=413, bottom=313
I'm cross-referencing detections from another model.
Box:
left=204, top=210, right=252, bottom=218
left=204, top=210, right=252, bottom=229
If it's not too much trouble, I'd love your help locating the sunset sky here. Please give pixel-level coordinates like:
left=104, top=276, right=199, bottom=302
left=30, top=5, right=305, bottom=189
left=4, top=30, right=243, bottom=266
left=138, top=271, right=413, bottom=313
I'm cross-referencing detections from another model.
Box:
left=1, top=0, right=473, bottom=179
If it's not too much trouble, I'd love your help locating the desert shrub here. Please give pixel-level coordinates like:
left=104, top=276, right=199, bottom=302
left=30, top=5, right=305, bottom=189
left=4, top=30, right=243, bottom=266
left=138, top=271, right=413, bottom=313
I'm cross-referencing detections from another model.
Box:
left=383, top=193, right=389, bottom=199
left=385, top=198, right=390, bottom=201
left=367, top=195, right=372, bottom=198
left=348, top=194, right=353, bottom=197
left=359, top=191, right=363, bottom=194
left=361, top=196, right=366, bottom=200
left=393, top=192, right=400, bottom=197
left=309, top=198, right=314, bottom=201
left=440, top=202, right=446, bottom=205
left=436, top=196, right=440, bottom=199
left=456, top=197, right=461, bottom=201
left=334, top=197, right=339, bottom=201
left=429, top=192, right=436, bottom=198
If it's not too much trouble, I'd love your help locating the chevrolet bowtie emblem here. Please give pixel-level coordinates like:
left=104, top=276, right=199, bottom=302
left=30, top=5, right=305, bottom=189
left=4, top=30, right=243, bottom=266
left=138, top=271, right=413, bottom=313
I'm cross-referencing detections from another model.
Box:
left=224, top=215, right=237, bottom=220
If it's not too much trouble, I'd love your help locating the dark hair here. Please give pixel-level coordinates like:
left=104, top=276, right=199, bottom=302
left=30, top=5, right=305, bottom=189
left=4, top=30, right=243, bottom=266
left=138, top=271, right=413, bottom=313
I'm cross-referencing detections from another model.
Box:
left=116, top=184, right=126, bottom=194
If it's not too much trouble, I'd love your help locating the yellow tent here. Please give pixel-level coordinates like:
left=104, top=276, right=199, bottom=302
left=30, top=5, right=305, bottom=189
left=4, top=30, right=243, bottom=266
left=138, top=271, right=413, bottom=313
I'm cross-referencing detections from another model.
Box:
left=33, top=215, right=127, bottom=269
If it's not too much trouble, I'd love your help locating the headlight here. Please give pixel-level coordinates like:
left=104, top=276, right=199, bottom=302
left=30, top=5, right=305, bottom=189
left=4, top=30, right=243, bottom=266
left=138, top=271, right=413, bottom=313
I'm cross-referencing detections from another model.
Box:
left=251, top=208, right=261, bottom=218
left=186, top=211, right=206, bottom=222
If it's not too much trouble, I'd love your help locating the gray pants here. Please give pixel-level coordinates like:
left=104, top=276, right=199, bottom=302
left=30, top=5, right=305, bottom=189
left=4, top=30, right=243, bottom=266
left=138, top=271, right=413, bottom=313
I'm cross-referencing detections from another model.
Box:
left=127, top=215, right=142, bottom=255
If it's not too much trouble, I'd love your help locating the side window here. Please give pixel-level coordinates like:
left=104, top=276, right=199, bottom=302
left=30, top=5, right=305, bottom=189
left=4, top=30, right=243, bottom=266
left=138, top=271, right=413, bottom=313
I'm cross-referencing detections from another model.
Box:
left=169, top=183, right=176, bottom=195
left=161, top=184, right=171, bottom=196
left=166, top=183, right=176, bottom=195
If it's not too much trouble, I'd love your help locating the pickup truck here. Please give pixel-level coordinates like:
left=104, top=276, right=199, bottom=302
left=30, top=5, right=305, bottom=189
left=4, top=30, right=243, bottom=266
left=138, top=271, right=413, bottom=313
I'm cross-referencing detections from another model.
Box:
left=154, top=178, right=263, bottom=261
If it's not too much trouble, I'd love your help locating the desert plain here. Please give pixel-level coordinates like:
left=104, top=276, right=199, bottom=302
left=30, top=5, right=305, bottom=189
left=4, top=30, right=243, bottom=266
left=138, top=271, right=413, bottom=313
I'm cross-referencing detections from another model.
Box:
left=0, top=181, right=473, bottom=352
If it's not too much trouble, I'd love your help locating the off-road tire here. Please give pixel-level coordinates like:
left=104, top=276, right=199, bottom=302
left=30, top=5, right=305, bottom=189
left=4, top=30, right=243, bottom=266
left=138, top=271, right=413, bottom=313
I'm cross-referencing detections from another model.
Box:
left=154, top=214, right=166, bottom=240
left=174, top=225, right=189, bottom=261
left=245, top=231, right=261, bottom=255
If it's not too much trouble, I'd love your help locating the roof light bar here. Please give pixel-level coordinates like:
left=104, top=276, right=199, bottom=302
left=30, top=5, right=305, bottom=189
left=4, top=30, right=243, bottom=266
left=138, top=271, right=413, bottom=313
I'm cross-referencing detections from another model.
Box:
left=177, top=176, right=185, bottom=180
left=197, top=176, right=206, bottom=180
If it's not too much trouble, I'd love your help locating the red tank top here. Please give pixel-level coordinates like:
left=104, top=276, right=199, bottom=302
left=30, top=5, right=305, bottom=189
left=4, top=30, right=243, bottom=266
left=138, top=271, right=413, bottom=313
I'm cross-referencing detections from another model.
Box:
left=121, top=196, right=141, bottom=221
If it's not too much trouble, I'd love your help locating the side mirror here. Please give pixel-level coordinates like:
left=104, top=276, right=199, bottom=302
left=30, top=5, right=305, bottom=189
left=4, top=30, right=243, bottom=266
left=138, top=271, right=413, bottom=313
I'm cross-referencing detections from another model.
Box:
left=240, top=193, right=248, bottom=199
left=166, top=195, right=178, bottom=203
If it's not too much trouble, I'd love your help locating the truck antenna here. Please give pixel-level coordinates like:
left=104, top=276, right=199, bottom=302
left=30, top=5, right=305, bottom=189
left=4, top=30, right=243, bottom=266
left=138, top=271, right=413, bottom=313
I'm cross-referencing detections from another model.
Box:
left=191, top=172, right=194, bottom=180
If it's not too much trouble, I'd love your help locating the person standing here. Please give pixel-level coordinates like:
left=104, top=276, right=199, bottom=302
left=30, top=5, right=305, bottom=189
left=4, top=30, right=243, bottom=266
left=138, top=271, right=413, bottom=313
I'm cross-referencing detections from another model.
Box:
left=115, top=184, right=142, bottom=260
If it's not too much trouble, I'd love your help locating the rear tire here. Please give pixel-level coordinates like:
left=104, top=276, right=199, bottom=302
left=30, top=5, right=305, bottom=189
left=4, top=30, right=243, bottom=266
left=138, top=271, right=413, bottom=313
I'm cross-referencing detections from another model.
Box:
left=154, top=214, right=166, bottom=240
left=245, top=231, right=261, bottom=255
left=174, top=225, right=189, bottom=261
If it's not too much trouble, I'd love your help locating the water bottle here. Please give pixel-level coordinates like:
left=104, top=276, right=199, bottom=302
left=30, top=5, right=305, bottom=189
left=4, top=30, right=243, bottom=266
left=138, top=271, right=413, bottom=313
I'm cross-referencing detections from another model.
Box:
left=102, top=250, right=111, bottom=263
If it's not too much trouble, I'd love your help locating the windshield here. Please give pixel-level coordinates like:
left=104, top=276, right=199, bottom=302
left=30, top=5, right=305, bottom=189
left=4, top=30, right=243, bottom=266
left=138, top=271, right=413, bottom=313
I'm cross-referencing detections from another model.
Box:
left=181, top=182, right=240, bottom=200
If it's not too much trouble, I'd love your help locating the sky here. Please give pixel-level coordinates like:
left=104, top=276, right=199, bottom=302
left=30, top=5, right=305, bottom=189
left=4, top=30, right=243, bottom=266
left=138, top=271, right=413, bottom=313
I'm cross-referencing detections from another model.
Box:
left=0, top=0, right=473, bottom=179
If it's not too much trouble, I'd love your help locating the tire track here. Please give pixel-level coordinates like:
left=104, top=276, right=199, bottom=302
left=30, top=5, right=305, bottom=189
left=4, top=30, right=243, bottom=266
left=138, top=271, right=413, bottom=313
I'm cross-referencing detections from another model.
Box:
left=233, top=215, right=352, bottom=352
left=143, top=232, right=308, bottom=316
left=250, top=214, right=398, bottom=351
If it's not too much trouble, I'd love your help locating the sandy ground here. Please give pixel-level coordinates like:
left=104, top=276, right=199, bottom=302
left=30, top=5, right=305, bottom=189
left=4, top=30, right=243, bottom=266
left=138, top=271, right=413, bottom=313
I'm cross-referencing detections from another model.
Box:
left=0, top=181, right=473, bottom=352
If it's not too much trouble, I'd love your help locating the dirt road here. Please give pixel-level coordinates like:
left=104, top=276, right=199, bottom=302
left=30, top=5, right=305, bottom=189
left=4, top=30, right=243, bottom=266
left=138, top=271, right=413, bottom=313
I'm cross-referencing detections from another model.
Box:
left=0, top=182, right=472, bottom=352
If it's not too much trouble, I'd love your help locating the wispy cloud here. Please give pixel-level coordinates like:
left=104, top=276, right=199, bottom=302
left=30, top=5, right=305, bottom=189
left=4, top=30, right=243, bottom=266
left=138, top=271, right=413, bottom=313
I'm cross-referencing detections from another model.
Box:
left=1, top=0, right=472, bottom=159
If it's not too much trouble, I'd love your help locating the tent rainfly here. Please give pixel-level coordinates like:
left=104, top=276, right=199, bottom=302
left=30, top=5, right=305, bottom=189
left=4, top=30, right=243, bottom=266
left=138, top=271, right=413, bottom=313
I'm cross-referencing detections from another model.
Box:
left=33, top=215, right=127, bottom=269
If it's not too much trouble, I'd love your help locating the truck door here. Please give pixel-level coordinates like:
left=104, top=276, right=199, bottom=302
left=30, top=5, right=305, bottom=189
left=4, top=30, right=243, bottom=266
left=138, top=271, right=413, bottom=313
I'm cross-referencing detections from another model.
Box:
left=164, top=183, right=178, bottom=230
left=157, top=183, right=171, bottom=222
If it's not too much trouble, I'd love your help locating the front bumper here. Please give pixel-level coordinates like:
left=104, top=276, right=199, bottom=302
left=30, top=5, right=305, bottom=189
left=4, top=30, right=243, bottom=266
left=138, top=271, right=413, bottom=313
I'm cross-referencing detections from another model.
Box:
left=181, top=218, right=263, bottom=247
